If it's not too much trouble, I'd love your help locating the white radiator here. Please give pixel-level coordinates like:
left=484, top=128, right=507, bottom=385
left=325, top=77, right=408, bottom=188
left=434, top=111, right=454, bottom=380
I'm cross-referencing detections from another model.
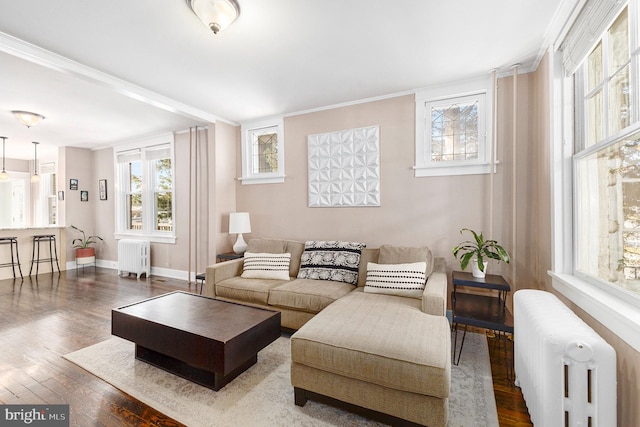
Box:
left=514, top=289, right=616, bottom=427
left=117, top=239, right=150, bottom=279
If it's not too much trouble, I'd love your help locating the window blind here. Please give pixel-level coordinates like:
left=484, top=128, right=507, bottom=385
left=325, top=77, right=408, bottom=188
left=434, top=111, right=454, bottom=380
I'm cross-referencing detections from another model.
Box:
left=116, top=150, right=141, bottom=164
left=145, top=145, right=171, bottom=161
left=560, top=0, right=627, bottom=76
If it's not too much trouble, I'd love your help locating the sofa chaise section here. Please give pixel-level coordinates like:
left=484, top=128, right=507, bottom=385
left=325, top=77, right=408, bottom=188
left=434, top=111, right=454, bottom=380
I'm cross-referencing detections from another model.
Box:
left=290, top=247, right=450, bottom=426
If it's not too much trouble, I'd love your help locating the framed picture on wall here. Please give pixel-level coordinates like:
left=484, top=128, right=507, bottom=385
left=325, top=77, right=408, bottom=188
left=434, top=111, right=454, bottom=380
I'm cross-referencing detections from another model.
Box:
left=70, top=179, right=78, bottom=190
left=81, top=190, right=88, bottom=202
left=99, top=179, right=107, bottom=200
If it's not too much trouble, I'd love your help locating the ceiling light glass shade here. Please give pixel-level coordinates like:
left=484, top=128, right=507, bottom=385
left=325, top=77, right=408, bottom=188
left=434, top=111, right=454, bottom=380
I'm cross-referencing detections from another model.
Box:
left=11, top=110, right=46, bottom=128
left=0, top=171, right=8, bottom=181
left=190, top=0, right=240, bottom=34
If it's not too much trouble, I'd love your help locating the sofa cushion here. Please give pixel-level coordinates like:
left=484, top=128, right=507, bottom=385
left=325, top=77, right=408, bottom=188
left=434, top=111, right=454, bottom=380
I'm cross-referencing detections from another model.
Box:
left=379, top=245, right=434, bottom=277
left=215, top=276, right=289, bottom=305
left=268, top=278, right=354, bottom=314
left=364, top=261, right=427, bottom=298
left=247, top=238, right=287, bottom=254
left=297, top=241, right=365, bottom=285
left=284, top=241, right=305, bottom=277
left=291, top=289, right=450, bottom=398
left=241, top=252, right=291, bottom=280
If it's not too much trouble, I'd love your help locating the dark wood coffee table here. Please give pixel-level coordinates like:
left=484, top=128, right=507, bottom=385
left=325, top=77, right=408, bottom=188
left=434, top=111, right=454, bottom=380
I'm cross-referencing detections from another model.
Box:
left=111, top=291, right=281, bottom=391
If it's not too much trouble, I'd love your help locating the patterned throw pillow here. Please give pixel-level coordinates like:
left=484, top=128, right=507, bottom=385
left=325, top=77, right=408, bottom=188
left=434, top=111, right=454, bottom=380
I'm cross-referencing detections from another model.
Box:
left=297, top=241, right=365, bottom=285
left=241, top=252, right=291, bottom=280
left=364, top=261, right=427, bottom=298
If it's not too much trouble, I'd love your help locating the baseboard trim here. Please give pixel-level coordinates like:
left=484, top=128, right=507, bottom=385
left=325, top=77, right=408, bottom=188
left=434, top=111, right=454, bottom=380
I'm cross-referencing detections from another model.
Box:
left=66, top=259, right=200, bottom=282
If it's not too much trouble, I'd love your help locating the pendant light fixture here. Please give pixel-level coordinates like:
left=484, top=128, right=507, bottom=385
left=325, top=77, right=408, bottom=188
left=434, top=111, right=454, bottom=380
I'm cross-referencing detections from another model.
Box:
left=11, top=110, right=45, bottom=128
left=31, top=141, right=40, bottom=183
left=0, top=136, right=8, bottom=181
left=189, top=0, right=240, bottom=34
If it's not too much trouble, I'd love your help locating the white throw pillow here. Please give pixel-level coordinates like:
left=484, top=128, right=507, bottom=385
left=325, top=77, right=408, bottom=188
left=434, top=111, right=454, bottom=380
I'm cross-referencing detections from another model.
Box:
left=241, top=252, right=291, bottom=281
left=364, top=261, right=427, bottom=298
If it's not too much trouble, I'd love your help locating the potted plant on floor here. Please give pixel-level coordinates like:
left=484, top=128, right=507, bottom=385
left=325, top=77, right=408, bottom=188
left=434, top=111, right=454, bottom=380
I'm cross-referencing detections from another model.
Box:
left=70, top=225, right=103, bottom=266
left=452, top=228, right=510, bottom=278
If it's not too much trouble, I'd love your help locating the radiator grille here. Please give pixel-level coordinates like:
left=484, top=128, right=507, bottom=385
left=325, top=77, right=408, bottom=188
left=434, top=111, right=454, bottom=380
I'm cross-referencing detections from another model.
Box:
left=117, top=239, right=150, bottom=279
left=514, top=289, right=616, bottom=427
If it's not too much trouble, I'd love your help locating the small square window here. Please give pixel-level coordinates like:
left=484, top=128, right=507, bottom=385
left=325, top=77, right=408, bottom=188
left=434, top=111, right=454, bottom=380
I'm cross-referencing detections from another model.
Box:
left=241, top=117, right=285, bottom=185
left=414, top=80, right=492, bottom=177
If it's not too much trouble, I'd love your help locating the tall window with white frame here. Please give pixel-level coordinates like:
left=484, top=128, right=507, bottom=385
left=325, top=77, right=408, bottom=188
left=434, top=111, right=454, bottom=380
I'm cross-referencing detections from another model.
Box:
left=115, top=142, right=175, bottom=243
left=573, top=4, right=640, bottom=294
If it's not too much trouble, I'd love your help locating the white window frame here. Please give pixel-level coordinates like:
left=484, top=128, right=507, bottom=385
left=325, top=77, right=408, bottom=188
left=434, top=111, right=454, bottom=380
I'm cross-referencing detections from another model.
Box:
left=239, top=116, right=285, bottom=185
left=550, top=0, right=640, bottom=352
left=113, top=134, right=176, bottom=244
left=414, top=77, right=493, bottom=177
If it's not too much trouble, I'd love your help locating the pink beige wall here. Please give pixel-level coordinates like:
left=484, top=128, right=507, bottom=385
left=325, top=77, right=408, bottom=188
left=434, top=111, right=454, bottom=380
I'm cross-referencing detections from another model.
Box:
left=62, top=122, right=237, bottom=277
left=236, top=95, right=513, bottom=277
left=62, top=146, right=97, bottom=265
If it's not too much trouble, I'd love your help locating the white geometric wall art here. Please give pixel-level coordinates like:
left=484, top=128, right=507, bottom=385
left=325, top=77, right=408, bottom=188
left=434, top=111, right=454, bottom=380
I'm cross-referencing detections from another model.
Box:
left=308, top=125, right=380, bottom=207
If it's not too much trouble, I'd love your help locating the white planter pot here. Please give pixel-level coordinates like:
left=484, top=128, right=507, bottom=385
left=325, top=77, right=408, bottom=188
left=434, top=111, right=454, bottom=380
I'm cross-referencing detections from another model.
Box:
left=471, top=259, right=488, bottom=278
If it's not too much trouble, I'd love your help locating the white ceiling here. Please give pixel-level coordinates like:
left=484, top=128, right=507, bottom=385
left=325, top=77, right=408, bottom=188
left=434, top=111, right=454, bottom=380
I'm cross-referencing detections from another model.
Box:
left=0, top=0, right=571, bottom=160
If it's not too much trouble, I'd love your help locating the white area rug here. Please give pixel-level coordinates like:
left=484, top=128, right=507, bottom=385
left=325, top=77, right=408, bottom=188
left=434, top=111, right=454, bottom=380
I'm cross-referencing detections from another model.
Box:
left=64, top=333, right=498, bottom=426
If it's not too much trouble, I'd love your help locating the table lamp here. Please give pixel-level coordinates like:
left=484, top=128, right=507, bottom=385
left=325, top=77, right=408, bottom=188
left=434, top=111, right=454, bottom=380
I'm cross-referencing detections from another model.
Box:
left=229, top=212, right=251, bottom=254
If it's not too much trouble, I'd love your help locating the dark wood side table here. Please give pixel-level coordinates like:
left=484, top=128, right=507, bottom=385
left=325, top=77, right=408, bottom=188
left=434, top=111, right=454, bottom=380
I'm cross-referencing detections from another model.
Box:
left=217, top=252, right=244, bottom=262
left=451, top=271, right=514, bottom=373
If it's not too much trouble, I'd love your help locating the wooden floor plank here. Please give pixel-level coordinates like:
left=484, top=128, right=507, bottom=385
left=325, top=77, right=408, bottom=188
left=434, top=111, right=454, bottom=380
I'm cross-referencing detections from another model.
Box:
left=0, top=268, right=532, bottom=426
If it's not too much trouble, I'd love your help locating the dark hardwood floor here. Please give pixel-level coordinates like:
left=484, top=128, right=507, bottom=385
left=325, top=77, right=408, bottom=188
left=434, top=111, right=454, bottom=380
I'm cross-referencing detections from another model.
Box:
left=0, top=268, right=532, bottom=426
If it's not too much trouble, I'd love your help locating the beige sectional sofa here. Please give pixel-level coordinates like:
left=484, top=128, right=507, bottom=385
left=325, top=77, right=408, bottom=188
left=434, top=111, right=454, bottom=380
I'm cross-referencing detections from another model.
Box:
left=204, top=238, right=447, bottom=329
left=204, top=238, right=451, bottom=426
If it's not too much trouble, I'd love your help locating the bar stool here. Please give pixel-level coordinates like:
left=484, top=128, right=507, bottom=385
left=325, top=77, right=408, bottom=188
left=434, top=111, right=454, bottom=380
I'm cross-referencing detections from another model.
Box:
left=30, top=234, right=61, bottom=275
left=0, top=237, right=23, bottom=278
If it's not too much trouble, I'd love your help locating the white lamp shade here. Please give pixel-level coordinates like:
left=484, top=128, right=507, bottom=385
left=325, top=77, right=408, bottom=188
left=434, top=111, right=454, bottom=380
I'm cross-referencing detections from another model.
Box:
left=229, top=212, right=251, bottom=234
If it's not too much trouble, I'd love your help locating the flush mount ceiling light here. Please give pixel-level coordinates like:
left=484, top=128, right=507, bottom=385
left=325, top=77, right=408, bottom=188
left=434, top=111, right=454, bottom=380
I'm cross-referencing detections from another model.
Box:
left=11, top=110, right=45, bottom=128
left=189, top=0, right=240, bottom=34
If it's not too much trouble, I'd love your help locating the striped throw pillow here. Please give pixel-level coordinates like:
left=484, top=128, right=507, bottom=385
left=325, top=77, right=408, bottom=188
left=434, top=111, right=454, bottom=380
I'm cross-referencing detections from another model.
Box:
left=364, top=261, right=427, bottom=298
left=241, top=252, right=291, bottom=280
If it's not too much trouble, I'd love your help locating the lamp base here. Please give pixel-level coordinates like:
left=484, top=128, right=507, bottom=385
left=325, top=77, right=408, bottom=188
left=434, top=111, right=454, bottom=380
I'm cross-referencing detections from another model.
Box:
left=233, top=233, right=247, bottom=254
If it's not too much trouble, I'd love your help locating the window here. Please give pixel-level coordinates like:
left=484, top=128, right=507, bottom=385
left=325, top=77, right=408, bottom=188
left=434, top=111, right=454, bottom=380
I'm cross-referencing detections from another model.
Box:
left=115, top=139, right=175, bottom=243
left=415, top=78, right=492, bottom=177
left=551, top=0, right=640, bottom=351
left=572, top=5, right=640, bottom=294
left=240, top=117, right=285, bottom=184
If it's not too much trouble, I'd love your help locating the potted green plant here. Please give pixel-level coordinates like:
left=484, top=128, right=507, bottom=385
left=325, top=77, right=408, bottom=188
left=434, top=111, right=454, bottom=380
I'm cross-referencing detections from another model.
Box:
left=452, top=228, right=510, bottom=278
left=70, top=225, right=103, bottom=265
